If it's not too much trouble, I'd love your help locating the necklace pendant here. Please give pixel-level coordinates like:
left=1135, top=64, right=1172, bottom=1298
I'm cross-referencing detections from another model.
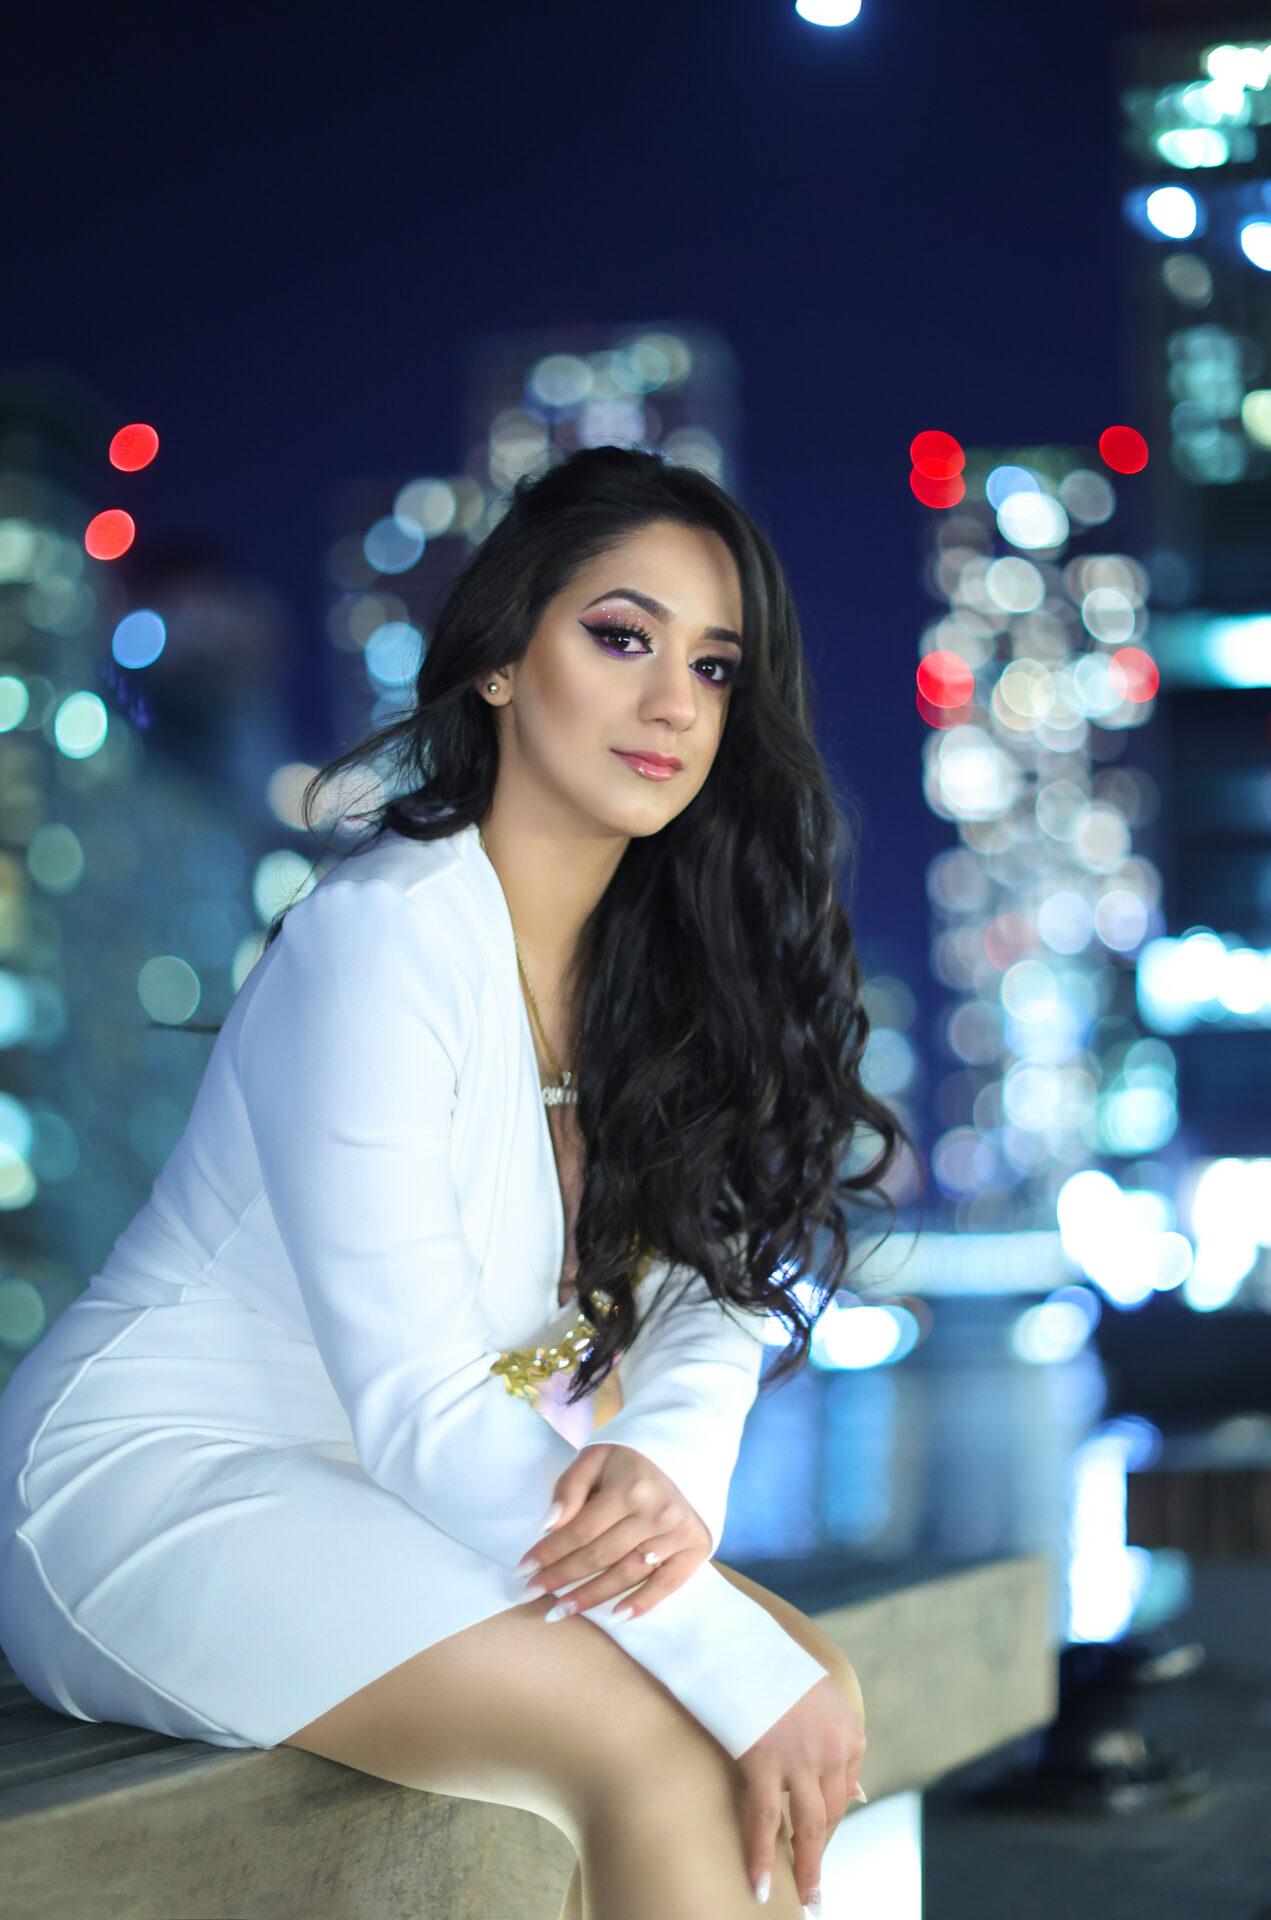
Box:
left=543, top=1068, right=576, bottom=1108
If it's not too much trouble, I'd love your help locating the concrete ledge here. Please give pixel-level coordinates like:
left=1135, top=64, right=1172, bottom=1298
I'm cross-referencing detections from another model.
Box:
left=0, top=1729, right=579, bottom=1920
left=801, top=1554, right=1057, bottom=1801
left=0, top=1553, right=1056, bottom=1919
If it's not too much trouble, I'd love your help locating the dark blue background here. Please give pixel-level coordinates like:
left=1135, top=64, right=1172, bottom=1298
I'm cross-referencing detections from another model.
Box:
left=5, top=0, right=1147, bottom=979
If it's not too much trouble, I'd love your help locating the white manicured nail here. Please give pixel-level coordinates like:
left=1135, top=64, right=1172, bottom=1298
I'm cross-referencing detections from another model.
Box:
left=852, top=1784, right=868, bottom=1803
left=755, top=1868, right=771, bottom=1903
left=805, top=1887, right=822, bottom=1917
left=544, top=1600, right=576, bottom=1623
left=610, top=1604, right=633, bottom=1622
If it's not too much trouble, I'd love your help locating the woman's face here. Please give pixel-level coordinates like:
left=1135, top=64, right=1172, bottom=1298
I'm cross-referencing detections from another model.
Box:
left=477, top=518, right=745, bottom=839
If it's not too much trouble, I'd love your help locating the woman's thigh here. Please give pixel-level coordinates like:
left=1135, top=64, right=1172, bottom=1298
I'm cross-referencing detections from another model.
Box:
left=278, top=1586, right=744, bottom=1852
left=280, top=1561, right=863, bottom=1844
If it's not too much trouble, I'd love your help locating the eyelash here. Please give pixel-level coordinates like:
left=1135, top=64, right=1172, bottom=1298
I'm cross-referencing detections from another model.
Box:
left=581, top=619, right=739, bottom=689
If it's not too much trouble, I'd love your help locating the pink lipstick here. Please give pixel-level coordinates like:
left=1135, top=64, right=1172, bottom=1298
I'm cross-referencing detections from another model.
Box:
left=612, top=750, right=681, bottom=780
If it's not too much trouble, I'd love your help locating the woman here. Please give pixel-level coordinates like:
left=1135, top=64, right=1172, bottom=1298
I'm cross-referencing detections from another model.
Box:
left=0, top=444, right=911, bottom=1918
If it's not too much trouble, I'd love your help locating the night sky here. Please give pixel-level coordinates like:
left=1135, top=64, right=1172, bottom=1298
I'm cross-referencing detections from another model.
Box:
left=6, top=0, right=1156, bottom=995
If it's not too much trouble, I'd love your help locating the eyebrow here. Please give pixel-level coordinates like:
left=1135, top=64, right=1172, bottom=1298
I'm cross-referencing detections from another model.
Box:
left=580, top=587, right=744, bottom=651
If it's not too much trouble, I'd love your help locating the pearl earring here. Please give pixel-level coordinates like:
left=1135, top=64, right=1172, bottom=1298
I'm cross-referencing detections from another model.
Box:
left=487, top=682, right=499, bottom=692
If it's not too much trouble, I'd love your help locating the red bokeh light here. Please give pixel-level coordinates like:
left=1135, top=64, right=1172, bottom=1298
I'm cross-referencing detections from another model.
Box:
left=910, top=467, right=966, bottom=509
left=1107, top=646, right=1160, bottom=702
left=85, top=510, right=136, bottom=560
left=1098, top=425, right=1148, bottom=474
left=910, top=430, right=965, bottom=480
left=109, top=423, right=160, bottom=471
left=917, top=688, right=972, bottom=729
left=917, top=650, right=976, bottom=709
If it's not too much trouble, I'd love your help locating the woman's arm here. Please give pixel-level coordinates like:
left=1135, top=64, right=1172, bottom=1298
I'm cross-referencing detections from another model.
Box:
left=232, top=875, right=828, bottom=1758
left=589, top=1260, right=767, bottom=1556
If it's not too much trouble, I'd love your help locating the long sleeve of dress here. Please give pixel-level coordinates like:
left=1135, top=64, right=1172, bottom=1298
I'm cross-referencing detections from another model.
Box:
left=592, top=1261, right=767, bottom=1557
left=232, top=876, right=829, bottom=1760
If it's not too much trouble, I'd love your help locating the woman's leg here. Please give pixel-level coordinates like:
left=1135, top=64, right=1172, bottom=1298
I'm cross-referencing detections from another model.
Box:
left=554, top=1565, right=863, bottom=1920
left=280, top=1585, right=807, bottom=1920
left=714, top=1560, right=866, bottom=1730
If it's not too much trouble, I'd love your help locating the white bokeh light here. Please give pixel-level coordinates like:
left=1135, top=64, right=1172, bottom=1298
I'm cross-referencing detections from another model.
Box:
left=1145, top=186, right=1199, bottom=239
left=795, top=0, right=862, bottom=20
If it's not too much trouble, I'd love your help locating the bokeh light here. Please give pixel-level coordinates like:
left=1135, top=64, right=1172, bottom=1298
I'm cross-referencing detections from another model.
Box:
left=111, top=610, right=166, bottom=669
left=1156, top=128, right=1229, bottom=168
left=84, top=510, right=135, bottom=561
left=1099, top=426, right=1149, bottom=473
left=1144, top=186, right=1199, bottom=239
left=917, top=650, right=975, bottom=709
left=1107, top=647, right=1160, bottom=701
left=108, top=424, right=159, bottom=471
left=1241, top=390, right=1271, bottom=447
left=137, top=956, right=201, bottom=1026
left=52, top=692, right=108, bottom=759
left=796, top=0, right=862, bottom=20
left=997, top=490, right=1069, bottom=550
left=1161, top=253, right=1213, bottom=306
left=911, top=431, right=965, bottom=480
left=1239, top=219, right=1271, bottom=270
left=363, top=516, right=425, bottom=575
left=911, top=468, right=966, bottom=509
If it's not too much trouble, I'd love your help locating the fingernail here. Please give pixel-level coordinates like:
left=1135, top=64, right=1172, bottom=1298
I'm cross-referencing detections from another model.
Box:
left=523, top=1580, right=545, bottom=1598
left=804, top=1888, right=822, bottom=1917
left=610, top=1604, right=633, bottom=1623
left=542, top=1500, right=564, bottom=1529
left=544, top=1600, right=576, bottom=1623
left=852, top=1784, right=868, bottom=1804
left=755, top=1869, right=771, bottom=1903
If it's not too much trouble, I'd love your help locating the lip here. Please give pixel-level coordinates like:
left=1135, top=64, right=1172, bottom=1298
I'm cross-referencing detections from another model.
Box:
left=612, top=749, right=682, bottom=779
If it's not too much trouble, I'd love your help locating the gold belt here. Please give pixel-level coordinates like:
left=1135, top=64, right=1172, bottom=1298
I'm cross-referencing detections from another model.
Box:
left=491, top=1253, right=654, bottom=1404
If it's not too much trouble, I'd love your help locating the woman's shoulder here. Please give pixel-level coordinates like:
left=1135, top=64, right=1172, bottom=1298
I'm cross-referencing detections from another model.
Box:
left=274, top=822, right=489, bottom=973
left=321, top=820, right=473, bottom=900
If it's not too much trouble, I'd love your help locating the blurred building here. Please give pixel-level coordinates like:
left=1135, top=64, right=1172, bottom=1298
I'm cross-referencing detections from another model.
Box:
left=1117, top=26, right=1271, bottom=1303
left=912, top=435, right=1173, bottom=1246
left=0, top=366, right=293, bottom=1389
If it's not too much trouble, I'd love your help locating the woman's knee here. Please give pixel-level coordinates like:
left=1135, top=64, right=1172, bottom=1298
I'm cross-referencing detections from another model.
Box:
left=713, top=1560, right=865, bottom=1729
left=822, top=1644, right=865, bottom=1727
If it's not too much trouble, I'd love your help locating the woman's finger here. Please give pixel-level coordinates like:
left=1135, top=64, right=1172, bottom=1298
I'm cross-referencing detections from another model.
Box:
left=540, top=1543, right=688, bottom=1621
left=742, top=1759, right=784, bottom=1904
left=523, top=1483, right=681, bottom=1575
left=524, top=1515, right=681, bottom=1597
left=821, top=1765, right=850, bottom=1846
left=598, top=1549, right=692, bottom=1620
left=786, top=1769, right=829, bottom=1913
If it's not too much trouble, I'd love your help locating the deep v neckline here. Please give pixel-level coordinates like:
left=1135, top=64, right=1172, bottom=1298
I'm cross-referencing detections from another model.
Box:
left=472, top=825, right=570, bottom=1308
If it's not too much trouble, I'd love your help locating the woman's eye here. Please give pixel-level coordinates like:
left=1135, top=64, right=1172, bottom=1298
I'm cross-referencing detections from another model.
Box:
left=584, top=620, right=649, bottom=655
left=582, top=621, right=736, bottom=688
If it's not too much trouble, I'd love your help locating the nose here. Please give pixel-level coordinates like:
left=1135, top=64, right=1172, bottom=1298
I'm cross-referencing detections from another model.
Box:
left=637, top=651, right=700, bottom=730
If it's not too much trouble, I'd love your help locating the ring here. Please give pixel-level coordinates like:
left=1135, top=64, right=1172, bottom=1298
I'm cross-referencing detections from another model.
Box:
left=641, top=1550, right=661, bottom=1567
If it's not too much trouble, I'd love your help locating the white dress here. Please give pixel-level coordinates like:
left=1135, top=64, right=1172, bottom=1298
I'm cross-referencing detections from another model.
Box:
left=0, top=821, right=828, bottom=1758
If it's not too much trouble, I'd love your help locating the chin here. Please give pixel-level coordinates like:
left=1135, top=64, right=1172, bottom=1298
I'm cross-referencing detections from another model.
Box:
left=588, top=793, right=676, bottom=838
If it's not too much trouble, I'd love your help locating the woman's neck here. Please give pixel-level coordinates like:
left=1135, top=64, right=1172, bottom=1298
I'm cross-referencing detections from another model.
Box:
left=477, top=800, right=625, bottom=1001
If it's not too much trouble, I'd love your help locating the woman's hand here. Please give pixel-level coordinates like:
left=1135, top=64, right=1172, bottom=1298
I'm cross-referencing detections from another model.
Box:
left=737, top=1675, right=867, bottom=1908
left=516, top=1442, right=711, bottom=1620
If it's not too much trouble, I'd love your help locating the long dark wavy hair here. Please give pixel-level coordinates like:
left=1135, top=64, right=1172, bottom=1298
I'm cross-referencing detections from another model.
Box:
left=188, top=443, right=920, bottom=1402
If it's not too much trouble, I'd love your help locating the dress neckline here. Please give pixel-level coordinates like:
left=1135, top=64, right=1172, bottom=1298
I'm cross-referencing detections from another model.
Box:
left=467, top=823, right=569, bottom=1308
